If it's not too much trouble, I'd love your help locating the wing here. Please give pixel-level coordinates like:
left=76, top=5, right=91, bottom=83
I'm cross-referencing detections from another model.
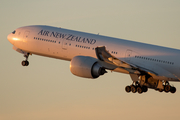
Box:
left=95, top=46, right=178, bottom=81
left=95, top=46, right=140, bottom=74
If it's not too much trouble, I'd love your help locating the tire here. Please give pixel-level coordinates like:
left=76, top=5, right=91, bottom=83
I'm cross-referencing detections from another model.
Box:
left=131, top=85, right=137, bottom=93
left=164, top=85, right=171, bottom=93
left=125, top=86, right=131, bottom=93
left=25, top=61, right=29, bottom=66
left=170, top=87, right=176, bottom=93
left=142, top=86, right=148, bottom=92
left=21, top=61, right=26, bottom=66
left=158, top=89, right=163, bottom=92
left=137, top=87, right=143, bottom=94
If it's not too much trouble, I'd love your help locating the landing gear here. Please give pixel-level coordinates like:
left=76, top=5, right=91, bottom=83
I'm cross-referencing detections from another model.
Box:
left=157, top=86, right=176, bottom=93
left=170, top=87, right=176, bottom=93
left=21, top=53, right=30, bottom=66
left=142, top=86, right=148, bottom=92
left=162, top=81, right=176, bottom=93
left=125, top=82, right=148, bottom=94
left=125, top=86, right=131, bottom=93
left=131, top=85, right=137, bottom=93
left=137, top=86, right=143, bottom=94
left=126, top=74, right=177, bottom=94
left=158, top=89, right=163, bottom=92
left=21, top=60, right=29, bottom=66
left=163, top=85, right=176, bottom=93
left=154, top=81, right=176, bottom=93
left=164, top=85, right=171, bottom=93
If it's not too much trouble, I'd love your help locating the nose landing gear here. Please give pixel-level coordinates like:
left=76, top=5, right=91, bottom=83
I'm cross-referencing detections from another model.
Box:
left=21, top=53, right=30, bottom=66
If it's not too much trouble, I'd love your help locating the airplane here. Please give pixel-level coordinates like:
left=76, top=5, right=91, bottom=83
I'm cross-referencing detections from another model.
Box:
left=7, top=25, right=180, bottom=94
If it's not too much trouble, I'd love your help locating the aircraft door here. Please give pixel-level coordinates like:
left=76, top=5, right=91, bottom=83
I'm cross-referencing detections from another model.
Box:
left=125, top=49, right=132, bottom=61
left=21, top=31, right=30, bottom=49
left=61, top=39, right=70, bottom=58
left=62, top=40, right=69, bottom=50
left=23, top=31, right=30, bottom=43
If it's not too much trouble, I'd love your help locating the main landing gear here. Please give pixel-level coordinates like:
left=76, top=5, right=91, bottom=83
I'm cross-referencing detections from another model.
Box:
left=125, top=81, right=148, bottom=94
left=21, top=53, right=29, bottom=66
left=125, top=81, right=176, bottom=94
left=156, top=81, right=176, bottom=93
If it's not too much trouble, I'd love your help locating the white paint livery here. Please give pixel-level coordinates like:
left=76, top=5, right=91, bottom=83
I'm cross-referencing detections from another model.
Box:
left=7, top=25, right=180, bottom=94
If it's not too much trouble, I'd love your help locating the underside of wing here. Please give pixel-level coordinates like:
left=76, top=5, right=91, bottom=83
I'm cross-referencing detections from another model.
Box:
left=95, top=46, right=178, bottom=81
left=95, top=46, right=140, bottom=74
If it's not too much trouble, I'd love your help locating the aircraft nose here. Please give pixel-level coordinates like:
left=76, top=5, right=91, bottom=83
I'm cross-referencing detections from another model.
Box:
left=7, top=33, right=14, bottom=45
left=7, top=30, right=19, bottom=45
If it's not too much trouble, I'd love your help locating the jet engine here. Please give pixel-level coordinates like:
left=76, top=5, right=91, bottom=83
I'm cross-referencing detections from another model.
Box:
left=70, top=56, right=107, bottom=78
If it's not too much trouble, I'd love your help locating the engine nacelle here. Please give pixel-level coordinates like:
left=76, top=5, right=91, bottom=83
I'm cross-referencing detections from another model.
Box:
left=70, top=56, right=107, bottom=78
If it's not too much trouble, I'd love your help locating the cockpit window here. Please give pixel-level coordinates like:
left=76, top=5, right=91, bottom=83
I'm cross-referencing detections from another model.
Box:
left=12, top=30, right=16, bottom=34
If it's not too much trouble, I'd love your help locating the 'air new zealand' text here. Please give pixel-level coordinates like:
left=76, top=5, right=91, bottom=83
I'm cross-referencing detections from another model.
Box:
left=38, top=30, right=96, bottom=45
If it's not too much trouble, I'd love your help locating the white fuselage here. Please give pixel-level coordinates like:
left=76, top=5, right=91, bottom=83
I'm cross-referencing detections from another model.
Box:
left=7, top=25, right=180, bottom=81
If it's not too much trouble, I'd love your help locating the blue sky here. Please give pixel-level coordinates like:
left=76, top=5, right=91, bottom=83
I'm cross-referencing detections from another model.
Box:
left=1, top=1, right=180, bottom=120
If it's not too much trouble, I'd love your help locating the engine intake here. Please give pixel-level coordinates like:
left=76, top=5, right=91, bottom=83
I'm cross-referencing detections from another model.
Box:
left=70, top=56, right=107, bottom=78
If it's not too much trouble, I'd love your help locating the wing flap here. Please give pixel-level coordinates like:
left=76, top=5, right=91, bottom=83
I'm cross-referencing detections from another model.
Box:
left=95, top=46, right=178, bottom=81
left=95, top=46, right=134, bottom=69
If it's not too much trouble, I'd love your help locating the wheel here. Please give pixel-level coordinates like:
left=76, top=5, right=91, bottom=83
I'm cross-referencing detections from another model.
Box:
left=25, top=61, right=29, bottom=66
left=137, top=87, right=143, bottom=94
left=170, top=87, right=176, bottom=93
left=131, top=85, right=137, bottom=93
left=21, top=61, right=26, bottom=66
left=164, top=85, right=171, bottom=93
left=158, top=89, right=163, bottom=92
left=125, top=86, right=131, bottom=93
left=142, top=86, right=148, bottom=92
left=21, top=60, right=29, bottom=66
